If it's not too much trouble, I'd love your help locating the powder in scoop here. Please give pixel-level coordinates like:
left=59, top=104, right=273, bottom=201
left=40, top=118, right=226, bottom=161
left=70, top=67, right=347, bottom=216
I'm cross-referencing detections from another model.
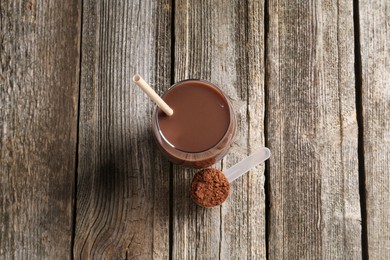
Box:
left=190, top=168, right=230, bottom=207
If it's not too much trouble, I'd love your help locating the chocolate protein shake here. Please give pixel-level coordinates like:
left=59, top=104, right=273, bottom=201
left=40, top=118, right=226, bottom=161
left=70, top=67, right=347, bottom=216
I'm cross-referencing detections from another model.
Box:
left=152, top=80, right=236, bottom=168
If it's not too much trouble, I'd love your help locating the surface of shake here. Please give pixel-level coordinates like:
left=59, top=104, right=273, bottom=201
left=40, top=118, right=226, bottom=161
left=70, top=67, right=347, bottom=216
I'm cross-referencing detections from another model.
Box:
left=153, top=80, right=236, bottom=168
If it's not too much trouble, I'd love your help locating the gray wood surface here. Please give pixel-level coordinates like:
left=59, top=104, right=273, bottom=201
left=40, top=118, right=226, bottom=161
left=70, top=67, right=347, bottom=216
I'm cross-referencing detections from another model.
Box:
left=0, top=0, right=80, bottom=259
left=1, top=0, right=390, bottom=259
left=359, top=0, right=390, bottom=258
left=172, top=0, right=266, bottom=258
left=266, top=0, right=362, bottom=259
left=73, top=0, right=171, bottom=259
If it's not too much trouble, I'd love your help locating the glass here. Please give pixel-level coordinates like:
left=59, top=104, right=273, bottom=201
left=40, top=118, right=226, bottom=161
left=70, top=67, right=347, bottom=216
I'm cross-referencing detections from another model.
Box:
left=152, top=79, right=236, bottom=168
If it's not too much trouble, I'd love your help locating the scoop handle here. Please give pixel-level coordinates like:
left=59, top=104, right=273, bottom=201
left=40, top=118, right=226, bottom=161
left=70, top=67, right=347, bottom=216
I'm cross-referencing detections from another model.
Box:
left=224, top=147, right=271, bottom=183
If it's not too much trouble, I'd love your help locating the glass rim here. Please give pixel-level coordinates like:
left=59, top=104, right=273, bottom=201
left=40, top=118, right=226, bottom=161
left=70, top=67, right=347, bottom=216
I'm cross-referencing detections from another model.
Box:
left=154, top=79, right=234, bottom=154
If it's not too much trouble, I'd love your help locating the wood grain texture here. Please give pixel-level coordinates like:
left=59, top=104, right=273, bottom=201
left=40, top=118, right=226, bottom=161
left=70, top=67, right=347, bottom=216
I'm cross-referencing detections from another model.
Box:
left=266, top=0, right=362, bottom=259
left=0, top=0, right=80, bottom=259
left=359, top=0, right=390, bottom=258
left=74, top=0, right=171, bottom=259
left=172, top=0, right=266, bottom=258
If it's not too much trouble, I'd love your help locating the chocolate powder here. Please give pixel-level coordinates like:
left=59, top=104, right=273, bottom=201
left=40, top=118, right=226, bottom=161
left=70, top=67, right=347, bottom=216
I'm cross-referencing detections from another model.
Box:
left=190, top=168, right=230, bottom=207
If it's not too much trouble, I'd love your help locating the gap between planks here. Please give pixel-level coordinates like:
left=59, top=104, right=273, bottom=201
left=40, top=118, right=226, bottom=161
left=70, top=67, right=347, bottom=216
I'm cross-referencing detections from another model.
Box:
left=169, top=0, right=176, bottom=259
left=352, top=0, right=368, bottom=259
left=71, top=0, right=84, bottom=259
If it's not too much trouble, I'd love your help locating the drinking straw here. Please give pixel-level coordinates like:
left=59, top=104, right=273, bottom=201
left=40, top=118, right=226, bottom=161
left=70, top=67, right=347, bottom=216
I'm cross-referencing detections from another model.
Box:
left=133, top=74, right=174, bottom=116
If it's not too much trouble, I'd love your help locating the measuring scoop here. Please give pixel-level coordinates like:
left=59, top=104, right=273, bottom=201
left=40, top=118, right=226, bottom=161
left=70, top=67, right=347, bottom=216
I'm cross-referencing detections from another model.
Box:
left=190, top=147, right=271, bottom=207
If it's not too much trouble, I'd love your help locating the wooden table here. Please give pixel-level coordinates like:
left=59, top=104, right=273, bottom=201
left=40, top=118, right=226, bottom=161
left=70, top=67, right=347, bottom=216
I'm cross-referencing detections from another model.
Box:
left=1, top=0, right=389, bottom=259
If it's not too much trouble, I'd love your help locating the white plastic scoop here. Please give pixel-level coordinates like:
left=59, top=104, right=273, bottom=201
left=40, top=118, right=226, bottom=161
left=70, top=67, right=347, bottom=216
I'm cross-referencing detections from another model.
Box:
left=190, top=147, right=271, bottom=208
left=190, top=147, right=271, bottom=207
left=225, top=147, right=271, bottom=182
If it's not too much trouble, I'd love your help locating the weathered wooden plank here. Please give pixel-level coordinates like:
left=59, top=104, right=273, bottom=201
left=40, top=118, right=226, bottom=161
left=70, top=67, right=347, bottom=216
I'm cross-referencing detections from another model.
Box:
left=173, top=0, right=266, bottom=258
left=0, top=1, right=80, bottom=259
left=74, top=0, right=171, bottom=259
left=266, top=0, right=361, bottom=259
left=359, top=0, right=390, bottom=258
